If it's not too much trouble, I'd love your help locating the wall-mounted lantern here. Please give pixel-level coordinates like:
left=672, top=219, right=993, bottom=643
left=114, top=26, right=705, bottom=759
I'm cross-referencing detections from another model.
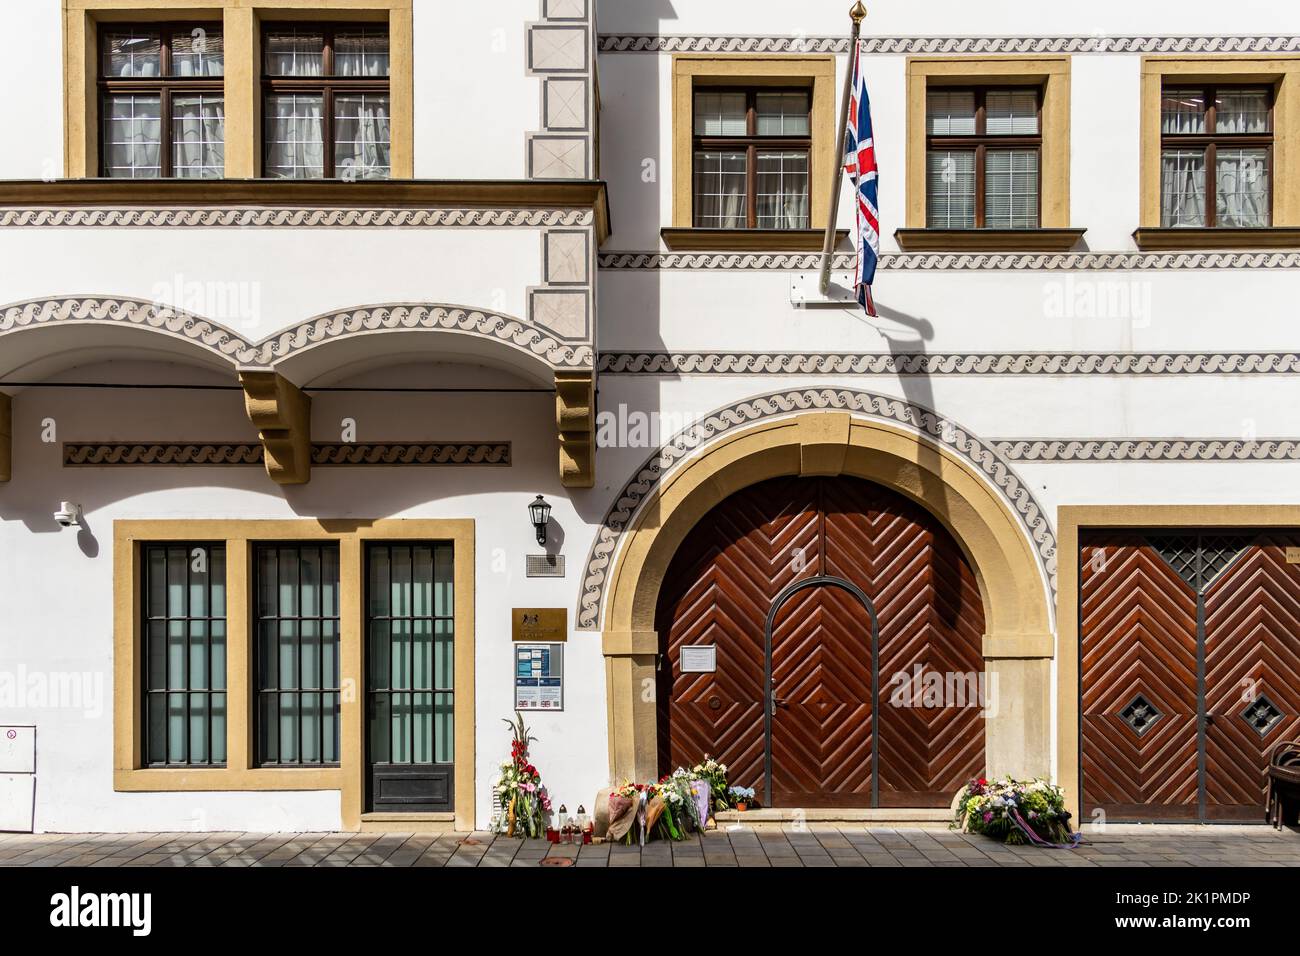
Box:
left=528, top=495, right=552, bottom=546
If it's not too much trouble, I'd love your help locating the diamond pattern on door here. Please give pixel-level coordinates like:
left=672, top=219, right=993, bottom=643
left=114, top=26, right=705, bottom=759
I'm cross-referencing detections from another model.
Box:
left=1081, top=534, right=1199, bottom=819
left=1082, top=531, right=1300, bottom=821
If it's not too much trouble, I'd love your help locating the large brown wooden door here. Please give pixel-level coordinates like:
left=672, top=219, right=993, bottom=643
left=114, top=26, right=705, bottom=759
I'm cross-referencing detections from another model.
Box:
left=655, top=475, right=986, bottom=808
left=768, top=579, right=876, bottom=808
left=1081, top=532, right=1300, bottom=821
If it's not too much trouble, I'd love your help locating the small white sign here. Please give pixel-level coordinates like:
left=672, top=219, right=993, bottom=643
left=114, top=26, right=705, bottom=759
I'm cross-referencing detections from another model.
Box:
left=680, top=645, right=717, bottom=673
left=0, top=726, right=35, bottom=774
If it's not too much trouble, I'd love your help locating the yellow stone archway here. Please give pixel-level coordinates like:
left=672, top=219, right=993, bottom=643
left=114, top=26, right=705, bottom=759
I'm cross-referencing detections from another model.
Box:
left=597, top=409, right=1055, bottom=797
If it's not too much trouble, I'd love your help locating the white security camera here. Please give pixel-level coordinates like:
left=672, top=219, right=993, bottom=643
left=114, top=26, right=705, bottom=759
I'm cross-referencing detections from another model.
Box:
left=54, top=502, right=83, bottom=528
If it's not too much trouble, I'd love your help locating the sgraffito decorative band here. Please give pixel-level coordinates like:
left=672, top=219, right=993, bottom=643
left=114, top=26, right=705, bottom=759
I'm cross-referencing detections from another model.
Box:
left=598, top=251, right=1300, bottom=271
left=598, top=34, right=1300, bottom=55
left=597, top=352, right=1300, bottom=375
left=992, top=439, right=1300, bottom=462
left=64, top=442, right=512, bottom=467
left=576, top=387, right=1057, bottom=631
left=0, top=297, right=594, bottom=372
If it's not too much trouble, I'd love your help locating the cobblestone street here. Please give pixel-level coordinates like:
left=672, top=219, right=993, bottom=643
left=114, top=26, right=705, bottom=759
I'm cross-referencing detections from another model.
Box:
left=3, top=826, right=1298, bottom=868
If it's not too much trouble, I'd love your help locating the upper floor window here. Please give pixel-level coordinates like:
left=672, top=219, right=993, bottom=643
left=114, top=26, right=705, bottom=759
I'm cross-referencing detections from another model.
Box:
left=692, top=88, right=811, bottom=230
left=925, top=88, right=1041, bottom=229
left=1160, top=85, right=1272, bottom=228
left=99, top=24, right=225, bottom=178
left=262, top=23, right=391, bottom=180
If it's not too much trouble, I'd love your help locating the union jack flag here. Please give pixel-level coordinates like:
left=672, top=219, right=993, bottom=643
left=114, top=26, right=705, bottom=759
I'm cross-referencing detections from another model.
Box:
left=843, top=39, right=879, bottom=316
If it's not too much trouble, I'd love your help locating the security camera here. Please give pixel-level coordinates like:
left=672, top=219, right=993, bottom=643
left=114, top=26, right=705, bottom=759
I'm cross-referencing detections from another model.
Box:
left=54, top=502, right=83, bottom=528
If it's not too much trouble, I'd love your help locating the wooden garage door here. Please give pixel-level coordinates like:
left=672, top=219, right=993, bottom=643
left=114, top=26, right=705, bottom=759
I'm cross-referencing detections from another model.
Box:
left=1081, top=532, right=1300, bottom=821
left=655, top=475, right=986, bottom=808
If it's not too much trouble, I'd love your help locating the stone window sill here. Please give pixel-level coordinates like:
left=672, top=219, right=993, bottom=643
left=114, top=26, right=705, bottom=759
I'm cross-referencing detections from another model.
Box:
left=894, top=228, right=1087, bottom=252
left=661, top=227, right=849, bottom=252
left=1132, top=227, right=1300, bottom=251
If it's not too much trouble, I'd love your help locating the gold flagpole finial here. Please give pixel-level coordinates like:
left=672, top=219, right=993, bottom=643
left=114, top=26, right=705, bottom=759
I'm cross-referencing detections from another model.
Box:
left=850, top=2, right=867, bottom=23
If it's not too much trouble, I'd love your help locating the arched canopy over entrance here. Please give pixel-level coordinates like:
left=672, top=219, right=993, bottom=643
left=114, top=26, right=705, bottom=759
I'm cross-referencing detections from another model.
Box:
left=0, top=296, right=596, bottom=487
left=592, top=400, right=1057, bottom=796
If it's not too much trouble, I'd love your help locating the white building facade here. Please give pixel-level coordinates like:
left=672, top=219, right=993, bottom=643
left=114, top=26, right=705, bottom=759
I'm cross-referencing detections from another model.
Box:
left=1, top=0, right=1298, bottom=833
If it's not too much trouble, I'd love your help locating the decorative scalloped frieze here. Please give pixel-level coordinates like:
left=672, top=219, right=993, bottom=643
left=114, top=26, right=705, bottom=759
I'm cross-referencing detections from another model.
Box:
left=576, top=387, right=1056, bottom=631
left=992, top=439, right=1300, bottom=462
left=0, top=297, right=593, bottom=372
left=0, top=207, right=595, bottom=229
left=598, top=251, right=1300, bottom=271
left=598, top=34, right=1300, bottom=55
left=63, top=442, right=512, bottom=467
left=249, top=303, right=593, bottom=368
left=597, top=352, right=1300, bottom=375
left=311, top=442, right=511, bottom=465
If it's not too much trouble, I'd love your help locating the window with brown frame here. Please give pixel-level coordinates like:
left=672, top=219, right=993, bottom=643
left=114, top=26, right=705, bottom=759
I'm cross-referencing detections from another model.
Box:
left=1159, top=84, right=1273, bottom=228
left=98, top=23, right=225, bottom=178
left=925, top=87, right=1042, bottom=229
left=262, top=23, right=391, bottom=180
left=692, top=87, right=811, bottom=229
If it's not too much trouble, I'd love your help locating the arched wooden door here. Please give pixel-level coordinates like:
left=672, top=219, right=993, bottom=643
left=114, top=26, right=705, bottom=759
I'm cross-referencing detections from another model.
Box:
left=654, top=475, right=986, bottom=808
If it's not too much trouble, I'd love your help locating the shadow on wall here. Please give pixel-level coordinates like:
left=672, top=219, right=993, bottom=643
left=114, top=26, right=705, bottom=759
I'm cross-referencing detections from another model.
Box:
left=0, top=358, right=569, bottom=535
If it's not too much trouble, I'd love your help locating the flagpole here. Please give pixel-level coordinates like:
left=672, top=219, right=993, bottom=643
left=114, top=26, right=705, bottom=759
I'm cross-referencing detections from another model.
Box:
left=818, top=1, right=868, bottom=297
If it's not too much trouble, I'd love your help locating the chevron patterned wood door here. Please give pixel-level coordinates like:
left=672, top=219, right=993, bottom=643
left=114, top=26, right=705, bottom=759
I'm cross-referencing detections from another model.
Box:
left=1081, top=531, right=1300, bottom=821
left=655, top=477, right=821, bottom=791
left=656, top=475, right=985, bottom=807
left=822, top=477, right=986, bottom=807
left=1081, top=534, right=1200, bottom=819
left=770, top=583, right=875, bottom=806
left=1203, top=534, right=1300, bottom=820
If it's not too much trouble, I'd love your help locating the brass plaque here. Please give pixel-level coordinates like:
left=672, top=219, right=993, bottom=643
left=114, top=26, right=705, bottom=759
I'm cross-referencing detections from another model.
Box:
left=1287, top=547, right=1300, bottom=565
left=512, top=608, right=568, bottom=643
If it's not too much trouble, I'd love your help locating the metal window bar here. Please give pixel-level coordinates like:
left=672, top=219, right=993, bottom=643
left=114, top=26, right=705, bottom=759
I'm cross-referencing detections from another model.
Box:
left=142, top=542, right=225, bottom=767
left=366, top=543, right=454, bottom=766
left=254, top=543, right=341, bottom=767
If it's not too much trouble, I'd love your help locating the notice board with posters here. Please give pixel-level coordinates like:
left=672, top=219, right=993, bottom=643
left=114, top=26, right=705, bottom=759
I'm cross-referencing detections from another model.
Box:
left=514, top=643, right=564, bottom=712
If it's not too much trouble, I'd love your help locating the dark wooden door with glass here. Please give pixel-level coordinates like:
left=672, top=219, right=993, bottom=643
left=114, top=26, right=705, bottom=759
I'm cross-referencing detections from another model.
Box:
left=365, top=543, right=455, bottom=813
left=1080, top=532, right=1300, bottom=821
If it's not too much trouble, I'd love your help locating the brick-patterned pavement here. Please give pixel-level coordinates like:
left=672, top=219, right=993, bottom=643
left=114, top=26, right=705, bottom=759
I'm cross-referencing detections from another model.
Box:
left=2, top=826, right=1298, bottom=867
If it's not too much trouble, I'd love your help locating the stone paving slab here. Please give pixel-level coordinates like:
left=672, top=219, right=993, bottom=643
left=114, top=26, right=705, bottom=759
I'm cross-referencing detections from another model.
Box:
left=0, top=827, right=1296, bottom=867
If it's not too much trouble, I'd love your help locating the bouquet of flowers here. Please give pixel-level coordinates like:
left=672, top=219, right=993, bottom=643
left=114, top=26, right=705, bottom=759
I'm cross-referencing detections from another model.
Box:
left=491, top=713, right=552, bottom=839
left=606, top=769, right=714, bottom=844
left=952, top=776, right=1079, bottom=847
left=688, top=756, right=730, bottom=811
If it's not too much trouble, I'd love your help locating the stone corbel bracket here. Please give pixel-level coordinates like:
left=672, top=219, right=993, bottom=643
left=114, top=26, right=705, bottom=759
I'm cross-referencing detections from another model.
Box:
left=0, top=392, right=10, bottom=482
left=555, top=370, right=594, bottom=488
left=238, top=369, right=311, bottom=485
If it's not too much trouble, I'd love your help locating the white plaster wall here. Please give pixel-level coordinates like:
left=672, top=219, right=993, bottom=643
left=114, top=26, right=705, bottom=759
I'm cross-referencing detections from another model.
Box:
left=597, top=0, right=1300, bottom=251
left=413, top=0, right=540, bottom=180
left=0, top=228, right=544, bottom=348
left=0, top=361, right=609, bottom=832
left=0, top=1, right=62, bottom=181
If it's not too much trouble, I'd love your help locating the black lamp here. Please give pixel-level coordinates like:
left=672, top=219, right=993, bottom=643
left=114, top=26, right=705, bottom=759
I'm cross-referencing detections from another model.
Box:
left=528, top=495, right=552, bottom=546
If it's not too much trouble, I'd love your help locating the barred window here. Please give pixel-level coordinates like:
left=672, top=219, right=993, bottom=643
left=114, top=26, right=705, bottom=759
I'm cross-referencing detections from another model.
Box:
left=255, top=544, right=341, bottom=766
left=925, top=87, right=1041, bottom=229
left=367, top=544, right=455, bottom=770
left=99, top=24, right=225, bottom=178
left=143, top=544, right=227, bottom=766
left=1159, top=85, right=1272, bottom=227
